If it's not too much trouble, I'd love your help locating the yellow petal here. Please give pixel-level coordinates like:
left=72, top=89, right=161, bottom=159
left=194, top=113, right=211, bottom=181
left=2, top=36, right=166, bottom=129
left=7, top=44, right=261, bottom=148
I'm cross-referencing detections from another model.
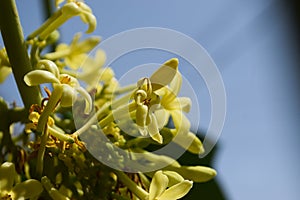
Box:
left=173, top=131, right=204, bottom=154
left=158, top=180, right=193, bottom=200
left=150, top=58, right=178, bottom=91
left=167, top=97, right=191, bottom=113
left=65, top=53, right=88, bottom=69
left=60, top=84, right=76, bottom=107
left=162, top=171, right=184, bottom=187
left=80, top=12, right=97, bottom=34
left=37, top=60, right=59, bottom=78
left=136, top=104, right=148, bottom=127
left=0, top=162, right=16, bottom=192
left=61, top=2, right=81, bottom=17
left=170, top=166, right=217, bottom=183
left=149, top=171, right=168, bottom=200
left=170, top=110, right=190, bottom=134
left=76, top=86, right=93, bottom=114
left=147, top=113, right=163, bottom=144
left=11, top=179, right=43, bottom=200
left=169, top=72, right=182, bottom=96
left=24, top=70, right=60, bottom=86
left=75, top=36, right=100, bottom=54
left=154, top=109, right=170, bottom=129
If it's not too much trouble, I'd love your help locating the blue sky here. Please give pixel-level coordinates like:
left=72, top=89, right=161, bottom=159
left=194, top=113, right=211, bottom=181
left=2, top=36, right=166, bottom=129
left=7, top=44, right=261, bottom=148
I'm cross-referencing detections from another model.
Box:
left=1, top=0, right=300, bottom=199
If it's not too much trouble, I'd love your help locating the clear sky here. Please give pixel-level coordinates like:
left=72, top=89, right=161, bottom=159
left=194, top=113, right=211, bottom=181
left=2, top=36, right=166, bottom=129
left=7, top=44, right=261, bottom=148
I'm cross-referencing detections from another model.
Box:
left=1, top=0, right=300, bottom=199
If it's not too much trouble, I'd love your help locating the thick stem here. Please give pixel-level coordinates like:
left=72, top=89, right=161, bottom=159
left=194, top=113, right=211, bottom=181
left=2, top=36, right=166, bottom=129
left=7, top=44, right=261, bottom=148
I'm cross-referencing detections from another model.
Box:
left=0, top=0, right=41, bottom=110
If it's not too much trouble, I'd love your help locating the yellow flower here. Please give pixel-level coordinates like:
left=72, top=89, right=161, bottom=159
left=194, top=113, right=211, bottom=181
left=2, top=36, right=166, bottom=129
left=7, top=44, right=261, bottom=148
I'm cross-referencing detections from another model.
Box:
left=148, top=170, right=193, bottom=200
left=133, top=58, right=179, bottom=144
left=24, top=60, right=92, bottom=114
left=44, top=33, right=101, bottom=70
left=28, top=0, right=96, bottom=40
left=0, top=162, right=43, bottom=200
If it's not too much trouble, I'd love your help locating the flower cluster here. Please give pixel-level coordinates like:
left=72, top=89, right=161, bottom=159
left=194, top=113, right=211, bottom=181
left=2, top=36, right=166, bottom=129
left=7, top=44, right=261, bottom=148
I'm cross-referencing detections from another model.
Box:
left=0, top=0, right=217, bottom=199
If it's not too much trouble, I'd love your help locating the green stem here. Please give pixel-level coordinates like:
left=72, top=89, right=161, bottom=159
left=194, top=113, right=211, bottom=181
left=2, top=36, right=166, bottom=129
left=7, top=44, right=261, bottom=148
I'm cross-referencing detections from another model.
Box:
left=0, top=0, right=41, bottom=110
left=36, top=125, right=49, bottom=177
left=73, top=102, right=110, bottom=137
left=114, top=170, right=149, bottom=200
left=37, top=84, right=62, bottom=134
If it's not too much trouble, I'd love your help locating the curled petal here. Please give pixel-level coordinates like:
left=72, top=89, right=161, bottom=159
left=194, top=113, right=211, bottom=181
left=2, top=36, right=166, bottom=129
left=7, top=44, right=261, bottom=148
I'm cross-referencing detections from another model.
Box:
left=162, top=171, right=184, bottom=187
left=150, top=58, right=178, bottom=91
left=136, top=104, right=148, bottom=128
left=158, top=180, right=193, bottom=200
left=0, top=162, right=16, bottom=192
left=61, top=2, right=81, bottom=17
left=76, top=86, right=93, bottom=114
left=149, top=171, right=169, bottom=200
left=37, top=60, right=59, bottom=78
left=60, top=84, right=76, bottom=108
left=80, top=12, right=97, bottom=34
left=11, top=179, right=43, bottom=200
left=24, top=70, right=60, bottom=86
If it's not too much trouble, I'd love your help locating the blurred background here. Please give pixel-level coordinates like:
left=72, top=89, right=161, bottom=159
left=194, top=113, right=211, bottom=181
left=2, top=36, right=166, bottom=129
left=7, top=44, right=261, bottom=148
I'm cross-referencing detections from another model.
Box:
left=1, top=0, right=300, bottom=199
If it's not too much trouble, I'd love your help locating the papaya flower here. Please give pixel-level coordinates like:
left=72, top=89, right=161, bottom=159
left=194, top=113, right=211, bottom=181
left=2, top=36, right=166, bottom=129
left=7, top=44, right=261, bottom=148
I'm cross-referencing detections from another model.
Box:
left=0, top=162, right=43, bottom=200
left=44, top=33, right=101, bottom=70
left=28, top=0, right=96, bottom=41
left=133, top=58, right=179, bottom=144
left=148, top=170, right=193, bottom=200
left=24, top=59, right=92, bottom=133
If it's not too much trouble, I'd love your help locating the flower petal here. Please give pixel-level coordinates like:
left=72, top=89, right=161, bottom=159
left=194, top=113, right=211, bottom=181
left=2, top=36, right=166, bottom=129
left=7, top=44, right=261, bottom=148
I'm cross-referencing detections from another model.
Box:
left=172, top=166, right=217, bottom=183
left=158, top=180, right=193, bottom=200
left=60, top=84, right=76, bottom=108
left=0, top=162, right=16, bottom=192
left=37, top=60, right=59, bottom=78
left=174, top=131, right=204, bottom=154
left=169, top=72, right=182, bottom=96
left=148, top=113, right=163, bottom=144
left=136, top=104, right=148, bottom=127
left=167, top=97, right=191, bottom=113
left=150, top=58, right=178, bottom=91
left=76, top=86, right=93, bottom=114
left=24, top=70, right=60, bottom=86
left=170, top=110, right=190, bottom=134
left=11, top=179, right=43, bottom=200
left=154, top=109, right=170, bottom=129
left=162, top=171, right=184, bottom=187
left=149, top=171, right=169, bottom=200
